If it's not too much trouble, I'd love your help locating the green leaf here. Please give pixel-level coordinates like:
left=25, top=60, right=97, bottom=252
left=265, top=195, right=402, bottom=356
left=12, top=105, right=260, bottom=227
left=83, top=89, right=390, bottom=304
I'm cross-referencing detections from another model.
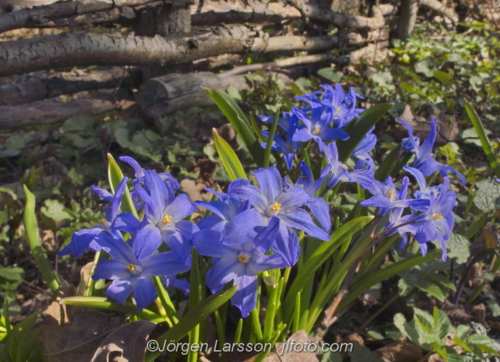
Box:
left=107, top=154, right=138, bottom=218
left=62, top=115, right=96, bottom=132
left=212, top=129, right=247, bottom=181
left=0, top=268, right=24, bottom=282
left=205, top=88, right=264, bottom=166
left=465, top=334, right=500, bottom=356
left=433, top=70, right=453, bottom=86
left=23, top=185, right=60, bottom=296
left=60, top=296, right=164, bottom=322
left=432, top=307, right=452, bottom=340
left=317, top=68, right=343, bottom=83
left=446, top=233, right=470, bottom=264
left=338, top=103, right=393, bottom=162
left=394, top=313, right=421, bottom=345
left=41, top=199, right=72, bottom=222
left=349, top=345, right=384, bottom=362
left=146, top=286, right=238, bottom=362
left=282, top=216, right=373, bottom=323
left=474, top=179, right=500, bottom=214
left=4, top=313, right=42, bottom=362
left=226, top=85, right=242, bottom=101
left=465, top=102, right=500, bottom=178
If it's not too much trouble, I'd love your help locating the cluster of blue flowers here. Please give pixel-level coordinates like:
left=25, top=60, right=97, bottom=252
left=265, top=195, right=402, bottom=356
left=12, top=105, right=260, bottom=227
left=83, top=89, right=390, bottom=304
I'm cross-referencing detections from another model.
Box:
left=60, top=84, right=464, bottom=317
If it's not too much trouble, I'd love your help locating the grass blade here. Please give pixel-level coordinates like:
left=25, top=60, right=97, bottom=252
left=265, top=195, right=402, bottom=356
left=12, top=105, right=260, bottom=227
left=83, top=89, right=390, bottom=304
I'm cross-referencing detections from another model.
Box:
left=23, top=185, right=60, bottom=296
left=205, top=88, right=265, bottom=166
left=464, top=102, right=500, bottom=178
left=212, top=128, right=247, bottom=181
left=107, top=153, right=138, bottom=218
left=146, top=286, right=237, bottom=362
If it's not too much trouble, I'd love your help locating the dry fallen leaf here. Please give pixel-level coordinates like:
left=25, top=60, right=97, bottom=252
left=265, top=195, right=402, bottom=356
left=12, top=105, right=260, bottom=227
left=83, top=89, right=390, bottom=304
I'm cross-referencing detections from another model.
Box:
left=40, top=311, right=121, bottom=362
left=375, top=340, right=423, bottom=362
left=90, top=320, right=157, bottom=362
left=236, top=330, right=319, bottom=362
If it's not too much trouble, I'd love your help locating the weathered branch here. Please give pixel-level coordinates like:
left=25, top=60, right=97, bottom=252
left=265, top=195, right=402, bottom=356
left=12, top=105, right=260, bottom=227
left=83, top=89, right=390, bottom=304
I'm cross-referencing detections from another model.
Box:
left=0, top=93, right=118, bottom=129
left=191, top=3, right=300, bottom=26
left=420, top=0, right=458, bottom=22
left=0, top=67, right=136, bottom=105
left=221, top=54, right=341, bottom=76
left=0, top=0, right=163, bottom=34
left=0, top=25, right=360, bottom=76
left=287, top=0, right=385, bottom=29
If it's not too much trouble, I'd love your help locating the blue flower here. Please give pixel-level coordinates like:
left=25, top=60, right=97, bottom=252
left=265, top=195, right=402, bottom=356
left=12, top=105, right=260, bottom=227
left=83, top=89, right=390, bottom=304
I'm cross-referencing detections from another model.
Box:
left=320, top=142, right=376, bottom=192
left=360, top=175, right=429, bottom=215
left=119, top=156, right=179, bottom=209
left=286, top=161, right=331, bottom=233
left=93, top=233, right=191, bottom=311
left=193, top=217, right=284, bottom=317
left=59, top=177, right=140, bottom=257
left=351, top=127, right=377, bottom=170
left=133, top=170, right=195, bottom=261
left=195, top=193, right=251, bottom=232
left=398, top=118, right=466, bottom=184
left=260, top=111, right=300, bottom=170
left=388, top=174, right=457, bottom=261
left=291, top=97, right=349, bottom=150
left=227, top=166, right=330, bottom=241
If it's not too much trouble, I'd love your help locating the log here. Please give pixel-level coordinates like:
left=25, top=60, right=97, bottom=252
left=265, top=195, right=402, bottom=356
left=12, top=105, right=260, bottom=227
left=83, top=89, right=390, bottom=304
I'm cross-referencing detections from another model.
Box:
left=137, top=65, right=326, bottom=117
left=0, top=67, right=134, bottom=105
left=0, top=25, right=354, bottom=76
left=0, top=93, right=118, bottom=129
left=0, top=0, right=164, bottom=34
left=137, top=72, right=247, bottom=117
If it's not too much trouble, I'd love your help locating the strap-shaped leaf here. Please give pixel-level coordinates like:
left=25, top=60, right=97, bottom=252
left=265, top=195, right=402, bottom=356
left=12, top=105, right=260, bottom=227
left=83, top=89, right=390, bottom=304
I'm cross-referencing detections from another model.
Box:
left=465, top=102, right=500, bottom=178
left=212, top=128, right=247, bottom=181
left=338, top=103, right=393, bottom=162
left=282, top=216, right=373, bottom=323
left=146, top=286, right=237, bottom=362
left=205, top=88, right=265, bottom=166
left=107, top=153, right=138, bottom=218
left=23, top=185, right=60, bottom=296
left=60, top=296, right=164, bottom=322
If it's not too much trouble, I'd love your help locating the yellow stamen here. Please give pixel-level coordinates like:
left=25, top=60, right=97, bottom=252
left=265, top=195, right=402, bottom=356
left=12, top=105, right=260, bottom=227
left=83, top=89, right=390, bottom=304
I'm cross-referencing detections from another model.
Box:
left=127, top=264, right=137, bottom=272
left=271, top=203, right=281, bottom=211
left=341, top=164, right=348, bottom=170
left=335, top=107, right=341, bottom=113
left=313, top=126, right=321, bottom=133
left=432, top=213, right=443, bottom=220
left=99, top=219, right=107, bottom=224
left=163, top=215, right=172, bottom=224
left=388, top=189, right=395, bottom=199
left=238, top=255, right=248, bottom=263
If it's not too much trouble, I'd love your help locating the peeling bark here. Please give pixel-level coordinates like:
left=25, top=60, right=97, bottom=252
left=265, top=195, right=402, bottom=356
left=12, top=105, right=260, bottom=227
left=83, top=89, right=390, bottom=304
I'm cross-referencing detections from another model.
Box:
left=0, top=25, right=358, bottom=76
